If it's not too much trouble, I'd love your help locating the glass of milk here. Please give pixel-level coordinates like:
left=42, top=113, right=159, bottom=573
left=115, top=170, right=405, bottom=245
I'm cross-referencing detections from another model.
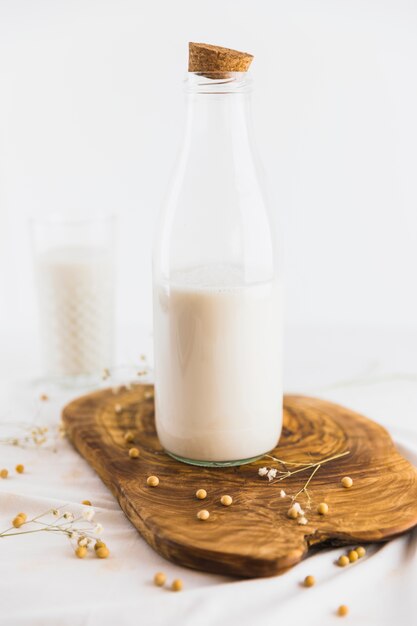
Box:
left=32, top=212, right=116, bottom=386
left=153, top=47, right=283, bottom=467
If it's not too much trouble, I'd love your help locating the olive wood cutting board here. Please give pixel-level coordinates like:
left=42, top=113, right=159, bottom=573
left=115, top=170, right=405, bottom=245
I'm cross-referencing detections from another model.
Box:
left=62, top=387, right=417, bottom=578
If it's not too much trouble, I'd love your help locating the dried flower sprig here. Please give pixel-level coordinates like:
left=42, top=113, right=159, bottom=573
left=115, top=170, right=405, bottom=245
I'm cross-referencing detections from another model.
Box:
left=0, top=506, right=108, bottom=558
left=101, top=357, right=153, bottom=393
left=0, top=423, right=49, bottom=449
left=258, top=450, right=350, bottom=509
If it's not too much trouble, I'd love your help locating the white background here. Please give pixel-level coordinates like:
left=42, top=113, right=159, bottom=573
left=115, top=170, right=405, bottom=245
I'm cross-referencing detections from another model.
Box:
left=0, top=0, right=416, bottom=376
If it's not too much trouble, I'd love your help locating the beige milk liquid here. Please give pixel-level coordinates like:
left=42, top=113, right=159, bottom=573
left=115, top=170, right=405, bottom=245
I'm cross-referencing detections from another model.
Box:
left=36, top=246, right=114, bottom=378
left=153, top=266, right=283, bottom=462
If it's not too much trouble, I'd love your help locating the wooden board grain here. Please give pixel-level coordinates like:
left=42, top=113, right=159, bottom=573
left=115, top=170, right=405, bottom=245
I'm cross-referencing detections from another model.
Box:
left=62, top=387, right=417, bottom=578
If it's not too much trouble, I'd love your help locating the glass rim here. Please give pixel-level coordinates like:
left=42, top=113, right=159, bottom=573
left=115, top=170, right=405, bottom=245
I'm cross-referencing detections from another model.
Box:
left=184, top=71, right=252, bottom=94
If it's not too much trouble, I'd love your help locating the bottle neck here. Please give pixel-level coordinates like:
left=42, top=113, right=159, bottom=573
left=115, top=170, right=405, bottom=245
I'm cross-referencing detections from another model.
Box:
left=154, top=71, right=275, bottom=286
left=183, top=72, right=253, bottom=164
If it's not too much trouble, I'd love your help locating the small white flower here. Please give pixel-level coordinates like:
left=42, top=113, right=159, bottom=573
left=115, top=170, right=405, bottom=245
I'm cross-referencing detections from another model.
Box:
left=280, top=489, right=286, bottom=498
left=51, top=509, right=59, bottom=517
left=258, top=467, right=268, bottom=477
left=82, top=509, right=95, bottom=522
left=63, top=512, right=74, bottom=521
left=267, top=468, right=277, bottom=481
left=94, top=523, right=104, bottom=535
left=69, top=531, right=77, bottom=540
left=78, top=537, right=88, bottom=547
left=292, top=502, right=304, bottom=515
left=298, top=516, right=308, bottom=525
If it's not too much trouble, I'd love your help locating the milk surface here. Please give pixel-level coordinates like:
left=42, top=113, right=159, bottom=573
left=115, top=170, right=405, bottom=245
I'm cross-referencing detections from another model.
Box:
left=36, top=246, right=114, bottom=378
left=153, top=266, right=283, bottom=462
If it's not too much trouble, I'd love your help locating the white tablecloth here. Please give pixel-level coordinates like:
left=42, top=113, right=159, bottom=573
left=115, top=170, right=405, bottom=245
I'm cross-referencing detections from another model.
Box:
left=0, top=325, right=416, bottom=625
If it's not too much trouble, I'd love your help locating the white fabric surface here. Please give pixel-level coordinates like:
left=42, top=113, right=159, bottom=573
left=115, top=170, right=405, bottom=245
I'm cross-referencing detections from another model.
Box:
left=0, top=325, right=416, bottom=625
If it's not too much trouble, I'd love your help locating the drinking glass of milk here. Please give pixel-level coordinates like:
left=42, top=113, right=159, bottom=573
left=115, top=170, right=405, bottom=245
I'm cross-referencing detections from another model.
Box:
left=152, top=43, right=283, bottom=466
left=32, top=212, right=115, bottom=386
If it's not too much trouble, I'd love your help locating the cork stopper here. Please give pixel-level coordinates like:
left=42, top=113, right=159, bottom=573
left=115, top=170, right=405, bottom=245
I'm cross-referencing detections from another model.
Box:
left=188, top=42, right=254, bottom=76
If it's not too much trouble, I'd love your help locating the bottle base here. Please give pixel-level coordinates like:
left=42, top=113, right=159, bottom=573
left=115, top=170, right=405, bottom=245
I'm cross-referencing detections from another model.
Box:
left=166, top=451, right=264, bottom=467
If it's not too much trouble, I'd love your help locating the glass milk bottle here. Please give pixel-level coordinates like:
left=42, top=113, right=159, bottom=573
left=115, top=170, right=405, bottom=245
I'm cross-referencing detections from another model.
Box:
left=153, top=43, right=283, bottom=466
